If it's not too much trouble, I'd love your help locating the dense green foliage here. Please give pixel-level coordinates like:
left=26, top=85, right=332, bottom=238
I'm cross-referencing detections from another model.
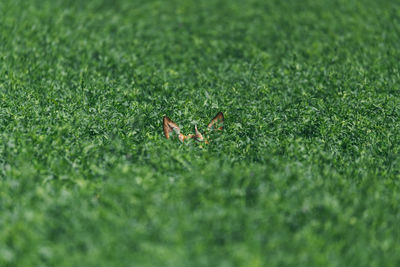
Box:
left=1, top=0, right=400, bottom=266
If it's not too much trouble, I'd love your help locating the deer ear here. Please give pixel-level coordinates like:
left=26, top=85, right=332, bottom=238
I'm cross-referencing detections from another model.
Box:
left=207, top=112, right=224, bottom=131
left=163, top=116, right=181, bottom=139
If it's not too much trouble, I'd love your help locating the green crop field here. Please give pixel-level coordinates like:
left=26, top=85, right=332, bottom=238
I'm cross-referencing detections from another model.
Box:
left=1, top=0, right=400, bottom=266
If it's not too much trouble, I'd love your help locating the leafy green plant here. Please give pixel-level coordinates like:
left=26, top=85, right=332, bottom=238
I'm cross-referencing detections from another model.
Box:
left=1, top=0, right=400, bottom=266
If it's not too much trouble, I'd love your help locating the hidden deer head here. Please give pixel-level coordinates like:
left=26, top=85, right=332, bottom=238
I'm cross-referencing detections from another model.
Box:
left=163, top=112, right=224, bottom=143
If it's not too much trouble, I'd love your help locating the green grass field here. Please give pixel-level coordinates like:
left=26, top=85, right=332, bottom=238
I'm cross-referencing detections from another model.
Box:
left=1, top=0, right=400, bottom=266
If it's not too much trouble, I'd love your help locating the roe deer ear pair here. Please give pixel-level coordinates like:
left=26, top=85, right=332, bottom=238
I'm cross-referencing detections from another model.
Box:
left=163, top=112, right=224, bottom=143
